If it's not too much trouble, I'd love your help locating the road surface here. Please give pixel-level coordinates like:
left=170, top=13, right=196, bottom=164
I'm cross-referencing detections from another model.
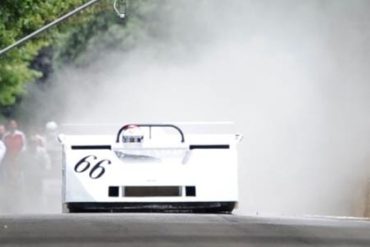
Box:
left=0, top=214, right=370, bottom=246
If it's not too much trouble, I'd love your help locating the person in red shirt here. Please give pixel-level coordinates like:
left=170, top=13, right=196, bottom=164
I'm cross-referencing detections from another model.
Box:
left=3, top=120, right=26, bottom=183
left=3, top=120, right=26, bottom=159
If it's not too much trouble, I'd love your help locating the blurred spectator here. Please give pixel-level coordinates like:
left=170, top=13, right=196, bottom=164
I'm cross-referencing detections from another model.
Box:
left=0, top=124, right=6, bottom=167
left=45, top=121, right=58, bottom=149
left=45, top=121, right=60, bottom=174
left=29, top=126, right=46, bottom=148
left=0, top=140, right=5, bottom=165
left=0, top=124, right=5, bottom=165
left=0, top=124, right=5, bottom=139
left=3, top=119, right=27, bottom=183
left=3, top=120, right=27, bottom=160
left=28, top=135, right=51, bottom=169
left=23, top=135, right=51, bottom=191
left=0, top=140, right=6, bottom=181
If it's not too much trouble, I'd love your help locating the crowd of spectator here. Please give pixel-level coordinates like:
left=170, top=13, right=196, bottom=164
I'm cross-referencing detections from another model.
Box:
left=0, top=119, right=59, bottom=186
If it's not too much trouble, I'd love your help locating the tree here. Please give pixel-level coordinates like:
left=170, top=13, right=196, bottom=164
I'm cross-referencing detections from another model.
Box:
left=0, top=0, right=176, bottom=121
left=0, top=0, right=105, bottom=108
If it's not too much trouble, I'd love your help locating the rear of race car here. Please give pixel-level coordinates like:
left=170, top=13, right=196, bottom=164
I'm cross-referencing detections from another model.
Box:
left=60, top=124, right=241, bottom=213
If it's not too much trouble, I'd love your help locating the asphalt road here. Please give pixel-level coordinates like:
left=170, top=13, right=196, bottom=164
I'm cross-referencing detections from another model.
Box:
left=0, top=214, right=370, bottom=247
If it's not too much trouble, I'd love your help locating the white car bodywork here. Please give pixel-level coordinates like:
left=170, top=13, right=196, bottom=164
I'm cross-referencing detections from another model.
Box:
left=60, top=124, right=241, bottom=213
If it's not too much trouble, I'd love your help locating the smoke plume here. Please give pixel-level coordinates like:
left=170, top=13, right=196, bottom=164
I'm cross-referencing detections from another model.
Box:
left=7, top=0, right=370, bottom=216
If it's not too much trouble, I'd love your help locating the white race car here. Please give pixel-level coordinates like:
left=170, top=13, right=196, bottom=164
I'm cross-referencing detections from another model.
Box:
left=60, top=123, right=241, bottom=213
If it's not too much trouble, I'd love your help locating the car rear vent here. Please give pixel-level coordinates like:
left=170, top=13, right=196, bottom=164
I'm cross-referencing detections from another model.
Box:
left=123, top=186, right=181, bottom=197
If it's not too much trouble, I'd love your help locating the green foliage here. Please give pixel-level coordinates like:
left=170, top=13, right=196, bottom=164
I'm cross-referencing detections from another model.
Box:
left=53, top=0, right=157, bottom=67
left=0, top=0, right=175, bottom=119
left=0, top=0, right=101, bottom=107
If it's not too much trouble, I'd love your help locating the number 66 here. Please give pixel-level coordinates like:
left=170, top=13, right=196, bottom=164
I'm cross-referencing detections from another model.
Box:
left=74, top=155, right=112, bottom=179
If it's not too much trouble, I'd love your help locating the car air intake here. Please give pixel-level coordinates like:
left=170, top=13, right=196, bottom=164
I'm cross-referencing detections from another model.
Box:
left=123, top=186, right=181, bottom=197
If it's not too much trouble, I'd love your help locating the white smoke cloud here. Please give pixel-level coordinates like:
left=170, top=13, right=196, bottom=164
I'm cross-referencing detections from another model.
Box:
left=9, top=0, right=370, bottom=216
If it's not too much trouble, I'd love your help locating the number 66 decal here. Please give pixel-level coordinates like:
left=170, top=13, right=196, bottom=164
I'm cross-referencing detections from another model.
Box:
left=74, top=155, right=112, bottom=179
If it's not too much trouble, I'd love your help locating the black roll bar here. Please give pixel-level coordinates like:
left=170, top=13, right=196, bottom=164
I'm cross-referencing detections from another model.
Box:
left=116, top=124, right=185, bottom=143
